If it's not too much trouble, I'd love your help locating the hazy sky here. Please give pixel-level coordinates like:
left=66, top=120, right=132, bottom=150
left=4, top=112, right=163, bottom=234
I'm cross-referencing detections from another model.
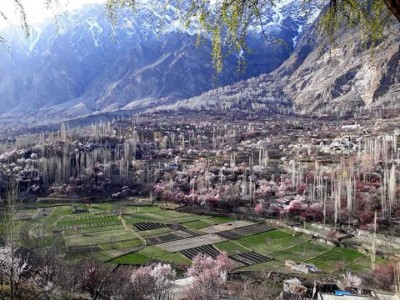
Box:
left=1, top=0, right=106, bottom=25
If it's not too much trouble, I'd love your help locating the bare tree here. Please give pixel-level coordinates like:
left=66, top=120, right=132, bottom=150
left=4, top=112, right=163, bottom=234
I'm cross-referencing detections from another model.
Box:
left=0, top=178, right=30, bottom=300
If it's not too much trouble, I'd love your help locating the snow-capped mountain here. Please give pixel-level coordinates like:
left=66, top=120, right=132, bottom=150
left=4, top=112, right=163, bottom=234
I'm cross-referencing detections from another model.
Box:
left=0, top=1, right=322, bottom=119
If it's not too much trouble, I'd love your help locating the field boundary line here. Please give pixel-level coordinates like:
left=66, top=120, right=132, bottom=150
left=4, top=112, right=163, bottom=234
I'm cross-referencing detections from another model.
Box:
left=276, top=237, right=313, bottom=252
left=104, top=216, right=148, bottom=263
left=267, top=239, right=314, bottom=260
left=44, top=206, right=71, bottom=233
left=216, top=240, right=253, bottom=253
left=303, top=245, right=336, bottom=263
left=332, top=256, right=365, bottom=273
left=231, top=240, right=252, bottom=252
left=119, top=215, right=146, bottom=248
left=103, top=246, right=144, bottom=263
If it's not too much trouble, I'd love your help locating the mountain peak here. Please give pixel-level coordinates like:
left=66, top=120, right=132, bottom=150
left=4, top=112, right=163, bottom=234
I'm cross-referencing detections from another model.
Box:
left=0, top=1, right=321, bottom=122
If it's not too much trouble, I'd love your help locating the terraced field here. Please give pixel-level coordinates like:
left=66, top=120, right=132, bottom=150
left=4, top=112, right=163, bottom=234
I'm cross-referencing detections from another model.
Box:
left=134, top=222, right=169, bottom=231
left=270, top=241, right=333, bottom=261
left=237, top=230, right=311, bottom=254
left=181, top=220, right=212, bottom=230
left=146, top=231, right=193, bottom=245
left=157, top=234, right=227, bottom=252
left=181, top=245, right=221, bottom=259
left=307, top=247, right=365, bottom=273
left=230, top=252, right=272, bottom=266
left=113, top=246, right=191, bottom=266
left=55, top=214, right=123, bottom=235
left=14, top=202, right=380, bottom=275
left=214, top=241, right=249, bottom=255
left=65, top=230, right=139, bottom=247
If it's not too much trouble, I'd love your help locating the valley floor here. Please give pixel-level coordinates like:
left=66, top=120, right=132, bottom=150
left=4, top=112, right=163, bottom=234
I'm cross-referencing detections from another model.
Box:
left=10, top=200, right=386, bottom=278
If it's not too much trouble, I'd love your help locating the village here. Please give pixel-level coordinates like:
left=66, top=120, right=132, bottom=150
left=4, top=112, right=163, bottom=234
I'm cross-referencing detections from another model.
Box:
left=0, top=108, right=400, bottom=298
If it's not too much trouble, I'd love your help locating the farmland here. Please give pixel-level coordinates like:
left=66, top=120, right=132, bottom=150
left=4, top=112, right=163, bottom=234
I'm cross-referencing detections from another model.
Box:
left=12, top=202, right=382, bottom=276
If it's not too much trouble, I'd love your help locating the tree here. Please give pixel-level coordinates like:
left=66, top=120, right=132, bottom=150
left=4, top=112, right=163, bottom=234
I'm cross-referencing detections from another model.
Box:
left=149, top=263, right=176, bottom=300
left=130, top=263, right=176, bottom=300
left=186, top=252, right=230, bottom=300
left=0, top=177, right=29, bottom=300
left=130, top=266, right=156, bottom=299
left=372, top=264, right=395, bottom=291
left=79, top=261, right=113, bottom=300
left=0, top=245, right=30, bottom=300
left=343, top=272, right=362, bottom=289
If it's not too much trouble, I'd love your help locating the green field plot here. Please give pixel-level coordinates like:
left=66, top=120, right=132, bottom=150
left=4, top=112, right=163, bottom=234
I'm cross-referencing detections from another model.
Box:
left=112, top=252, right=149, bottom=265
left=55, top=214, right=123, bottom=234
left=137, top=227, right=172, bottom=238
left=205, top=216, right=235, bottom=224
left=214, top=241, right=248, bottom=255
left=112, top=246, right=191, bottom=266
left=57, top=212, right=94, bottom=222
left=346, top=256, right=385, bottom=273
left=140, top=212, right=171, bottom=221
left=138, top=246, right=170, bottom=257
left=121, top=207, right=194, bottom=224
left=147, top=209, right=191, bottom=219
left=121, top=207, right=207, bottom=225
left=236, top=230, right=310, bottom=254
left=236, top=260, right=284, bottom=272
left=270, top=241, right=332, bottom=262
left=165, top=215, right=208, bottom=224
left=137, top=206, right=163, bottom=213
left=42, top=206, right=72, bottom=232
left=98, top=239, right=143, bottom=251
left=88, top=203, right=115, bottom=212
left=11, top=203, right=374, bottom=275
left=180, top=216, right=234, bottom=229
left=125, top=206, right=161, bottom=214
left=65, top=229, right=138, bottom=247
left=123, top=214, right=158, bottom=224
left=307, top=247, right=365, bottom=273
left=156, top=252, right=191, bottom=265
left=182, top=220, right=212, bottom=230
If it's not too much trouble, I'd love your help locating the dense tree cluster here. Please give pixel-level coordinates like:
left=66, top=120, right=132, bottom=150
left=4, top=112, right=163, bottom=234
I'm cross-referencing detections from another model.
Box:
left=1, top=112, right=400, bottom=236
left=0, top=232, right=234, bottom=300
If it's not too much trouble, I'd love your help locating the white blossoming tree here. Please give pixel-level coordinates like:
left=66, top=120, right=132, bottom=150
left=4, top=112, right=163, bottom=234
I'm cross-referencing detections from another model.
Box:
left=343, top=272, right=362, bottom=291
left=0, top=245, right=30, bottom=300
left=130, top=262, right=176, bottom=300
left=185, top=252, right=230, bottom=300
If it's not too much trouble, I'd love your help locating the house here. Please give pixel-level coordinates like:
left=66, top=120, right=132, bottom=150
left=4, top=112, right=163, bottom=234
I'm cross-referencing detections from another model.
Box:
left=285, top=260, right=321, bottom=274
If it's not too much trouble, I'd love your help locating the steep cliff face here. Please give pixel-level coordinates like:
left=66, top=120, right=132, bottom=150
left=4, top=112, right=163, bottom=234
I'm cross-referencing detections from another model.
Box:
left=169, top=17, right=399, bottom=115
left=279, top=20, right=400, bottom=115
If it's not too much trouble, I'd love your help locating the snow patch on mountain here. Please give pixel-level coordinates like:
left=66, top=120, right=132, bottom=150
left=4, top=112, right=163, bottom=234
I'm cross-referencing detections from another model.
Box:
left=87, top=19, right=103, bottom=47
left=0, top=0, right=324, bottom=120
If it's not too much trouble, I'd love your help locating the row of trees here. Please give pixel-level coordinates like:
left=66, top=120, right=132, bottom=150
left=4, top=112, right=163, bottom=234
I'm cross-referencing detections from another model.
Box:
left=0, top=231, right=232, bottom=300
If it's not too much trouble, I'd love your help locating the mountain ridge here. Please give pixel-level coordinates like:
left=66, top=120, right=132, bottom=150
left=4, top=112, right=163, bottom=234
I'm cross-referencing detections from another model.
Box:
left=0, top=1, right=321, bottom=121
left=162, top=16, right=400, bottom=116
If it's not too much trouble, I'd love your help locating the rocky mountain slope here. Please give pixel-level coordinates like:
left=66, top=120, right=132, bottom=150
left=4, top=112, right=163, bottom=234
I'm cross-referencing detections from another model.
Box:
left=279, top=18, right=400, bottom=115
left=166, top=16, right=399, bottom=116
left=0, top=1, right=321, bottom=120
